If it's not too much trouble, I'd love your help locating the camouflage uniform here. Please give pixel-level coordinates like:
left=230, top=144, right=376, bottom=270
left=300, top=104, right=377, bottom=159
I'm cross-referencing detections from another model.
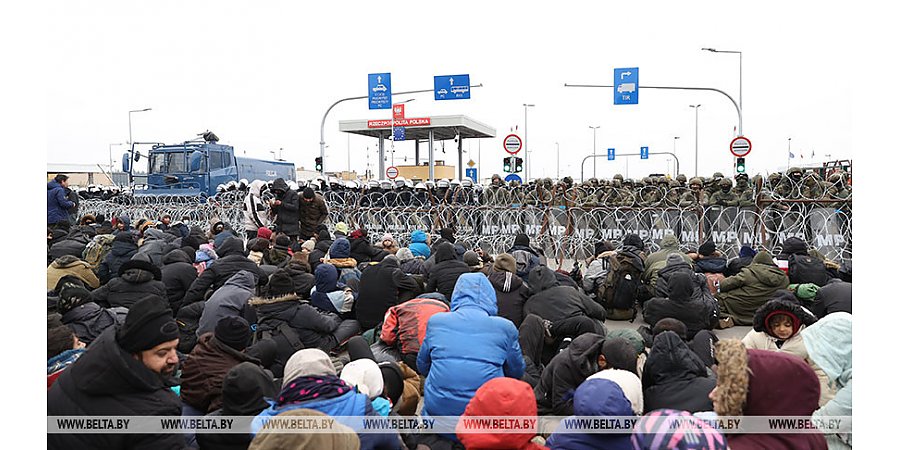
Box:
left=825, top=172, right=851, bottom=202
left=663, top=179, right=682, bottom=207
left=678, top=177, right=708, bottom=208
left=733, top=174, right=755, bottom=208
left=708, top=178, right=740, bottom=207
left=637, top=176, right=661, bottom=207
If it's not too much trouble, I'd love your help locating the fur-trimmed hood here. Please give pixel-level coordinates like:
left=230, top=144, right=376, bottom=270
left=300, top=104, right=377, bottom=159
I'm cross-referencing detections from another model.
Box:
left=714, top=339, right=821, bottom=417
left=327, top=257, right=357, bottom=269
left=752, top=298, right=818, bottom=338
left=248, top=293, right=305, bottom=307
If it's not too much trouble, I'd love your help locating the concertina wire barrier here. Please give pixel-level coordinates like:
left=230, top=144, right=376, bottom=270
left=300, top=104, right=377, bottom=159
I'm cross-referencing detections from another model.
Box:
left=79, top=184, right=851, bottom=265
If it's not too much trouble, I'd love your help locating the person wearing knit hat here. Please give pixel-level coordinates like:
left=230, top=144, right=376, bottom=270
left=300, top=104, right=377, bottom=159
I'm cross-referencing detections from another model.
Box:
left=56, top=284, right=93, bottom=316
left=630, top=409, right=727, bottom=450
left=507, top=234, right=541, bottom=283
left=379, top=233, right=400, bottom=254
left=607, top=328, right=647, bottom=376
left=91, top=254, right=168, bottom=309
left=264, top=234, right=292, bottom=266
left=698, top=240, right=717, bottom=257
left=48, top=294, right=185, bottom=450
left=463, top=250, right=483, bottom=271
left=333, top=221, right=350, bottom=237
left=256, top=226, right=273, bottom=241
left=197, top=362, right=278, bottom=450
left=725, top=244, right=758, bottom=277
left=181, top=315, right=264, bottom=413
left=492, top=253, right=517, bottom=273
left=300, top=238, right=316, bottom=253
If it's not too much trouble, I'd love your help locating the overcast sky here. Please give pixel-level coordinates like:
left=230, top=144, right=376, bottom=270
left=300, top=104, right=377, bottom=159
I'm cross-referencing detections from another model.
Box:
left=46, top=1, right=852, bottom=181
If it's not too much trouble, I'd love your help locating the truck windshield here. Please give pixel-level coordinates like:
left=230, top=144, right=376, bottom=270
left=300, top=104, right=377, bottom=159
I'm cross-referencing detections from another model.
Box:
left=149, top=152, right=188, bottom=174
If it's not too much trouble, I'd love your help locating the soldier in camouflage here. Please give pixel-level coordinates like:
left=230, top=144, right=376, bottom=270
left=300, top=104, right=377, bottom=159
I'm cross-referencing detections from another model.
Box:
left=708, top=178, right=740, bottom=207
left=679, top=177, right=708, bottom=208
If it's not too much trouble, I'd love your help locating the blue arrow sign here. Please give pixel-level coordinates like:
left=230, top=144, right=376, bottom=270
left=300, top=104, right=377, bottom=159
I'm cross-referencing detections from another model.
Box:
left=368, top=72, right=392, bottom=110
left=607, top=148, right=615, bottom=160
left=434, top=74, right=471, bottom=100
left=465, top=168, right=477, bottom=180
left=614, top=67, right=639, bottom=105
left=640, top=146, right=649, bottom=159
left=504, top=174, right=522, bottom=183
left=393, top=127, right=406, bottom=141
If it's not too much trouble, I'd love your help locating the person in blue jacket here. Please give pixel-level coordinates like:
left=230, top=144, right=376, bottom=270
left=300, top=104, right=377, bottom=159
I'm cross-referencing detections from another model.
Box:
left=48, top=174, right=75, bottom=229
left=252, top=348, right=401, bottom=450
left=546, top=378, right=634, bottom=450
left=409, top=229, right=431, bottom=259
left=417, top=272, right=526, bottom=421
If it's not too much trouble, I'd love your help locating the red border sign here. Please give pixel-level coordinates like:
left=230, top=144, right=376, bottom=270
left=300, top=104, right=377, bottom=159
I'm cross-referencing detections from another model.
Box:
left=386, top=166, right=399, bottom=179
left=730, top=136, right=752, bottom=157
left=504, top=134, right=523, bottom=155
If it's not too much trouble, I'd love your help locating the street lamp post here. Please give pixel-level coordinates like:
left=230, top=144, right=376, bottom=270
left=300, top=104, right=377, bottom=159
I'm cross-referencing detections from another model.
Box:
left=672, top=136, right=680, bottom=176
left=689, top=105, right=701, bottom=177
left=128, top=108, right=152, bottom=147
left=523, top=104, right=535, bottom=181
left=787, top=137, right=792, bottom=169
left=702, top=48, right=742, bottom=130
left=588, top=125, right=601, bottom=179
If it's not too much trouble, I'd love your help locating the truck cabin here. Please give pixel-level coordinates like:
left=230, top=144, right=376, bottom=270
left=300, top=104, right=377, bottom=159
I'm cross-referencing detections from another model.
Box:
left=141, top=143, right=237, bottom=196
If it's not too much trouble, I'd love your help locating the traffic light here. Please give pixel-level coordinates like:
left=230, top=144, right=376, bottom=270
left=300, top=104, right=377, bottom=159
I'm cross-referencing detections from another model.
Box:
left=315, top=156, right=323, bottom=172
left=736, top=157, right=746, bottom=174
left=503, top=156, right=512, bottom=172
left=513, top=157, right=523, bottom=173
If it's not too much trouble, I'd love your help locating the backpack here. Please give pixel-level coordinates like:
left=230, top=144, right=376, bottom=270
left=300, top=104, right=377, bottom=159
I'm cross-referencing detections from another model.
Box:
left=601, top=252, right=644, bottom=318
left=82, top=234, right=116, bottom=269
left=788, top=254, right=832, bottom=286
left=175, top=302, right=205, bottom=354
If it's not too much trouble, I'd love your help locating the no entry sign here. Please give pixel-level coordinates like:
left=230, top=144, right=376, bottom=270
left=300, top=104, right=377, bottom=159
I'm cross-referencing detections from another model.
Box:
left=386, top=166, right=399, bottom=179
left=503, top=134, right=523, bottom=154
left=730, top=136, right=752, bottom=157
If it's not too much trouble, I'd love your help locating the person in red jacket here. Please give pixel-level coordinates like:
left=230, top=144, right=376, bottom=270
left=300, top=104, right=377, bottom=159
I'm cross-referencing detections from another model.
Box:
left=456, top=377, right=547, bottom=449
left=379, top=293, right=450, bottom=372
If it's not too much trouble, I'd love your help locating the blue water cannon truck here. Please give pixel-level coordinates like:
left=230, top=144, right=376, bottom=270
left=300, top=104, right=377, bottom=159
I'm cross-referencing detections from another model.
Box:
left=124, top=131, right=295, bottom=197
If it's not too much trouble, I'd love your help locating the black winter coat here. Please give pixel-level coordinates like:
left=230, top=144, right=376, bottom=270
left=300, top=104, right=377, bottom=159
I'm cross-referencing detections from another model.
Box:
left=695, top=256, right=727, bottom=274
left=47, top=327, right=185, bottom=450
left=725, top=255, right=754, bottom=277
left=524, top=266, right=606, bottom=323
left=284, top=261, right=316, bottom=299
left=807, top=278, right=852, bottom=318
left=136, top=228, right=177, bottom=268
left=425, top=243, right=472, bottom=299
left=308, top=238, right=333, bottom=273
left=271, top=179, right=301, bottom=236
left=350, top=237, right=388, bottom=264
left=642, top=331, right=716, bottom=413
left=355, top=258, right=421, bottom=330
left=487, top=270, right=529, bottom=328
left=643, top=272, right=714, bottom=339
left=249, top=294, right=342, bottom=378
left=177, top=301, right=206, bottom=354
left=534, top=333, right=605, bottom=416
left=160, top=249, right=198, bottom=313
left=97, top=240, right=138, bottom=284
left=48, top=227, right=94, bottom=261
left=61, top=302, right=127, bottom=345
left=400, top=257, right=428, bottom=276
left=91, top=265, right=167, bottom=309
left=182, top=238, right=266, bottom=304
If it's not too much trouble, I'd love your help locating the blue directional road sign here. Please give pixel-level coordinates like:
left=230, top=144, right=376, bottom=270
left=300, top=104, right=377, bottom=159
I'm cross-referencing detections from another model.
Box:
left=393, top=127, right=406, bottom=141
left=434, top=74, right=471, bottom=100
left=608, top=148, right=615, bottom=160
left=505, top=174, right=522, bottom=183
left=368, top=73, right=392, bottom=110
left=614, top=67, right=639, bottom=105
left=640, top=146, right=649, bottom=159
left=465, top=168, right=477, bottom=180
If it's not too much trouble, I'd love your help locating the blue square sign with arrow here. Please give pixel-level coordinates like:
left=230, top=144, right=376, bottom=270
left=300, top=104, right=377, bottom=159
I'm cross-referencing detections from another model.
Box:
left=608, top=148, right=615, bottom=160
left=614, top=67, right=638, bottom=105
left=640, top=146, right=649, bottom=159
left=434, top=74, right=470, bottom=100
left=368, top=73, right=392, bottom=110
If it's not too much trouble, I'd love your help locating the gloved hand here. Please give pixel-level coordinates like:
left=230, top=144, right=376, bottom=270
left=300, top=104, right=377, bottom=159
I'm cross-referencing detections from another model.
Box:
left=795, top=283, right=820, bottom=300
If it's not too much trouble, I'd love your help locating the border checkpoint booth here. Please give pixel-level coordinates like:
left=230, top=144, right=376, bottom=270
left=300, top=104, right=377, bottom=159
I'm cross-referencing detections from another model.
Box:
left=338, top=115, right=496, bottom=181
